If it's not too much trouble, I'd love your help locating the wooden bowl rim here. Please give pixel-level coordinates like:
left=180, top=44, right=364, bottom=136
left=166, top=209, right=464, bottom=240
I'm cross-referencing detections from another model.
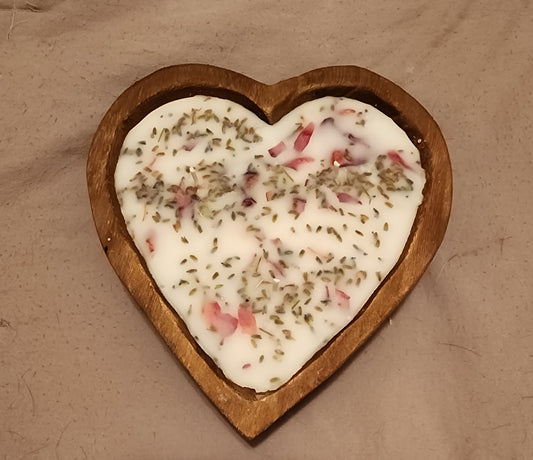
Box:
left=87, top=64, right=452, bottom=440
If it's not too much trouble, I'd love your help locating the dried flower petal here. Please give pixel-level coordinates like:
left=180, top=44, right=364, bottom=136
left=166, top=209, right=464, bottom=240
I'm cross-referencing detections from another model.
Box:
left=268, top=141, right=286, bottom=157
left=293, top=122, right=314, bottom=152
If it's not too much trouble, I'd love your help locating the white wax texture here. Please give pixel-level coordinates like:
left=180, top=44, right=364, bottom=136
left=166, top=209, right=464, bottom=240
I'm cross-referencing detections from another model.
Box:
left=115, top=96, right=425, bottom=392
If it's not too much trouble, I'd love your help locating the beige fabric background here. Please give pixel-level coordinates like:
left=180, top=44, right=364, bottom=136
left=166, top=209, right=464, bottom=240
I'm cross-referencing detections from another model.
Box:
left=1, top=1, right=532, bottom=458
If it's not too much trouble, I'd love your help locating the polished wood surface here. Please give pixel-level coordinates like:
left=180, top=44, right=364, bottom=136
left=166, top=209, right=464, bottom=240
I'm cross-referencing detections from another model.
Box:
left=87, top=64, right=451, bottom=439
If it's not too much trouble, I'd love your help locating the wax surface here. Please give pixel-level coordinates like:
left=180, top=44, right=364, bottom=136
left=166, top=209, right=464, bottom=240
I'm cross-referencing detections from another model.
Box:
left=115, top=96, right=425, bottom=392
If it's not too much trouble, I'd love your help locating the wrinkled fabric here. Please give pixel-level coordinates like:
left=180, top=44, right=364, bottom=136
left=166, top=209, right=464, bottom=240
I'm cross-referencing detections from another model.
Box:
left=1, top=1, right=532, bottom=458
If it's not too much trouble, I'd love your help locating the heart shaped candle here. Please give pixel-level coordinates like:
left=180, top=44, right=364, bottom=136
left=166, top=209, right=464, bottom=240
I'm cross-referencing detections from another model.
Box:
left=87, top=65, right=451, bottom=439
left=115, top=95, right=426, bottom=391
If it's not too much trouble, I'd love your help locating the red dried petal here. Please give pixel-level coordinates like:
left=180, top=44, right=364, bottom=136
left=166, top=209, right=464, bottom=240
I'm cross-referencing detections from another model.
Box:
left=335, top=289, right=351, bottom=309
left=242, top=197, right=256, bottom=207
left=145, top=236, right=155, bottom=253
left=284, top=156, right=314, bottom=170
left=268, top=141, right=286, bottom=157
left=293, top=122, right=314, bottom=152
left=387, top=150, right=412, bottom=170
left=331, top=149, right=366, bottom=167
left=331, top=149, right=352, bottom=167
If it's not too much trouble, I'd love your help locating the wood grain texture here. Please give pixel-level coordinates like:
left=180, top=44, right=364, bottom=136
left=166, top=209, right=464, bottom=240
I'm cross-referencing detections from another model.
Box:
left=86, top=64, right=452, bottom=440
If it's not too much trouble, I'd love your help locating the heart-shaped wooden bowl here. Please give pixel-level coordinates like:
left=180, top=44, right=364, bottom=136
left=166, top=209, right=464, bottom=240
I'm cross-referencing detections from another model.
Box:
left=87, top=64, right=452, bottom=440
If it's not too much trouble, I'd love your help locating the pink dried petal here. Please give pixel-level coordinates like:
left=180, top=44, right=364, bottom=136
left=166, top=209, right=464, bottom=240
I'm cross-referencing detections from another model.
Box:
left=293, top=122, right=314, bottom=152
left=202, top=301, right=238, bottom=338
left=215, top=313, right=238, bottom=338
left=270, top=261, right=285, bottom=277
left=336, top=192, right=361, bottom=204
left=268, top=141, right=286, bottom=157
left=238, top=304, right=257, bottom=335
left=292, top=197, right=307, bottom=215
left=242, top=363, right=251, bottom=369
left=202, top=301, right=220, bottom=326
left=266, top=191, right=274, bottom=201
left=174, top=187, right=193, bottom=210
left=335, top=289, right=351, bottom=309
left=387, top=150, right=412, bottom=170
left=183, top=142, right=197, bottom=152
left=145, top=235, right=155, bottom=253
left=284, top=156, right=314, bottom=170
left=339, top=108, right=356, bottom=115
left=244, top=171, right=259, bottom=189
